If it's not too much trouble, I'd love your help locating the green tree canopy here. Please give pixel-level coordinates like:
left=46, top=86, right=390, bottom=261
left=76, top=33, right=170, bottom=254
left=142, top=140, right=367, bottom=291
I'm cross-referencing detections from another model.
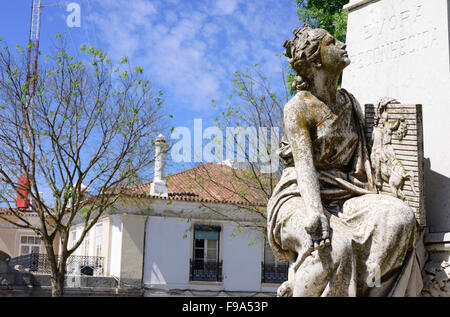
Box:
left=295, top=0, right=349, bottom=42
left=286, top=0, right=349, bottom=92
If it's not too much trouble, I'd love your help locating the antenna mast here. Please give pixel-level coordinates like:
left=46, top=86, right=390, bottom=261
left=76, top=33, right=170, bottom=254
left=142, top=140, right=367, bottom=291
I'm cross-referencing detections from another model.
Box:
left=17, top=0, right=42, bottom=210
left=26, top=0, right=42, bottom=97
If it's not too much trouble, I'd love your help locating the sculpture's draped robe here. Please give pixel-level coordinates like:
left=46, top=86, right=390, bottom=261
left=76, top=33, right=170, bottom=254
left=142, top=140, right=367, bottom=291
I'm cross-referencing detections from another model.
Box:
left=267, top=89, right=423, bottom=296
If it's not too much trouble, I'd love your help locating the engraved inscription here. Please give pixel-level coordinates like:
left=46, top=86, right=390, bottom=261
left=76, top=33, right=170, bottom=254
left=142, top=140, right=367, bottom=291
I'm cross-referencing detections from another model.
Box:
left=350, top=2, right=439, bottom=68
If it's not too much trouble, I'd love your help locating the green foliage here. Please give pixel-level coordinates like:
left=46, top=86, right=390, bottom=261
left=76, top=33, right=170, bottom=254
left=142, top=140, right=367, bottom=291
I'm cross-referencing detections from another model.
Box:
left=63, top=190, right=73, bottom=200
left=295, top=0, right=349, bottom=42
left=120, top=56, right=128, bottom=64
left=286, top=1, right=349, bottom=92
left=15, top=44, right=24, bottom=54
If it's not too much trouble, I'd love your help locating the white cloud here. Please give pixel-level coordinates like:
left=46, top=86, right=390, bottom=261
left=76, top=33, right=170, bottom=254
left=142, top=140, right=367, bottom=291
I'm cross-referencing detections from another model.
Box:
left=85, top=0, right=299, bottom=111
left=215, top=0, right=241, bottom=15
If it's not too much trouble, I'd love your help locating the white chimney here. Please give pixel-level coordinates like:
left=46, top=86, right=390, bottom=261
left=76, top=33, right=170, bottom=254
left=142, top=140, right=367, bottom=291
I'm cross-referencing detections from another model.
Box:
left=150, top=134, right=168, bottom=197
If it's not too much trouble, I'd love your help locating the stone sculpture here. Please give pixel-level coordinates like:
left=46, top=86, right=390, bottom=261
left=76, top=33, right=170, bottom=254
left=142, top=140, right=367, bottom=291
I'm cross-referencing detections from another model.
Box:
left=371, top=99, right=418, bottom=200
left=267, top=26, right=423, bottom=297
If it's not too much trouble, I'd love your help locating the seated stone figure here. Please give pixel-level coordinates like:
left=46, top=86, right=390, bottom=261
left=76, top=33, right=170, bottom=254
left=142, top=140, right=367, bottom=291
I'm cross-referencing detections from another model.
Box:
left=267, top=26, right=422, bottom=297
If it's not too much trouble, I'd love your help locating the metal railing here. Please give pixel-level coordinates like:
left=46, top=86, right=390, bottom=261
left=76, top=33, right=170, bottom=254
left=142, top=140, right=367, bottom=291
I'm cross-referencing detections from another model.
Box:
left=189, top=260, right=223, bottom=282
left=9, top=253, right=104, bottom=276
left=261, top=262, right=289, bottom=284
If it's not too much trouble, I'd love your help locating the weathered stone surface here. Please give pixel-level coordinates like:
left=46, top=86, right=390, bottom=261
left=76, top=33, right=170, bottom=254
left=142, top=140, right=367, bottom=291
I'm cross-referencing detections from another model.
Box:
left=343, top=0, right=450, bottom=233
left=422, top=260, right=450, bottom=296
left=267, top=26, right=423, bottom=297
left=365, top=102, right=425, bottom=227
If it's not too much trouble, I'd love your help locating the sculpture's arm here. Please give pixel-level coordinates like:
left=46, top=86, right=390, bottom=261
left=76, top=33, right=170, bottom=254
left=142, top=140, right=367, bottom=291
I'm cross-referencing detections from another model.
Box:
left=283, top=97, right=330, bottom=248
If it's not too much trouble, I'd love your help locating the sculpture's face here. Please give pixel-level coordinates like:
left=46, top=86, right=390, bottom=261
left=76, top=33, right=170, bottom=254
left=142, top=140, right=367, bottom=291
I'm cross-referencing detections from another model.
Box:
left=319, top=33, right=350, bottom=72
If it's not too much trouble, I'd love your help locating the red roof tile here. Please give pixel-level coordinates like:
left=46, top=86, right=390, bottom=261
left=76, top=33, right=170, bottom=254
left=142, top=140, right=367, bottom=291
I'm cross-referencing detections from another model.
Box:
left=127, top=163, right=275, bottom=207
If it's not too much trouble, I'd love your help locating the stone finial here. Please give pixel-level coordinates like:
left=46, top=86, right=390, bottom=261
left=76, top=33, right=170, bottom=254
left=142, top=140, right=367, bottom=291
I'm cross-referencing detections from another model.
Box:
left=150, top=134, right=168, bottom=197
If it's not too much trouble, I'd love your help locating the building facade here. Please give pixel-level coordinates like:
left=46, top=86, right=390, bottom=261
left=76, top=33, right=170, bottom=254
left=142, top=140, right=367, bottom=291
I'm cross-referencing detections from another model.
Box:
left=0, top=209, right=59, bottom=260
left=67, top=162, right=284, bottom=296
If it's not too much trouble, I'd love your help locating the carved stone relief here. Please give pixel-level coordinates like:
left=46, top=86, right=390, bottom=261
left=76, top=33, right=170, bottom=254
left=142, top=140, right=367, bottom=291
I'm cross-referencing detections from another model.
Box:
left=370, top=99, right=418, bottom=201
left=365, top=102, right=425, bottom=228
left=422, top=260, right=450, bottom=297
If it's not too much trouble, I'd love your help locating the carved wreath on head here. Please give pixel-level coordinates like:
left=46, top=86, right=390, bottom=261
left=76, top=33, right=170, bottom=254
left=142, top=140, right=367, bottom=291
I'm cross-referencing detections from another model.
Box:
left=283, top=26, right=322, bottom=64
left=283, top=26, right=327, bottom=92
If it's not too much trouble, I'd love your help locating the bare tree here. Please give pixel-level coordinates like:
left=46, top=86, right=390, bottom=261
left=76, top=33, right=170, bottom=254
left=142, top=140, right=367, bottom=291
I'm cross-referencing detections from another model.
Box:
left=0, top=37, right=166, bottom=296
left=190, top=64, right=290, bottom=230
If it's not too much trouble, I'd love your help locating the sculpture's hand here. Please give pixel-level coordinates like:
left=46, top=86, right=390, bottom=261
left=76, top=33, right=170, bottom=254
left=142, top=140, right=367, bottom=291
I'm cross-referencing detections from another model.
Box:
left=304, top=212, right=331, bottom=250
left=292, top=212, right=331, bottom=272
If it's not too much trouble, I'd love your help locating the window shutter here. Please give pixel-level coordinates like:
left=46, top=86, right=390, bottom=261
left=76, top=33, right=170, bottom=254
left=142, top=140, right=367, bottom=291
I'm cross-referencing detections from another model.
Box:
left=193, top=224, right=221, bottom=240
left=194, top=230, right=219, bottom=240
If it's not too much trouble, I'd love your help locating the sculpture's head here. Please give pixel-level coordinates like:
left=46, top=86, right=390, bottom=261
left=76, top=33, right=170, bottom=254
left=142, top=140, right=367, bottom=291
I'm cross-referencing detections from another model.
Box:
left=283, top=26, right=350, bottom=91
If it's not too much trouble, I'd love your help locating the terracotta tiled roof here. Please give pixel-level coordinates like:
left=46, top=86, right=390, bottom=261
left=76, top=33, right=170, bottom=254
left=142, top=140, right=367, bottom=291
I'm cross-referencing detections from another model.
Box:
left=126, top=163, right=275, bottom=207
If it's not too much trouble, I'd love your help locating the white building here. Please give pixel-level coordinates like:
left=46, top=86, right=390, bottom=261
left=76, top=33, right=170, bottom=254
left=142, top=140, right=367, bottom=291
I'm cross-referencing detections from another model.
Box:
left=68, top=136, right=285, bottom=296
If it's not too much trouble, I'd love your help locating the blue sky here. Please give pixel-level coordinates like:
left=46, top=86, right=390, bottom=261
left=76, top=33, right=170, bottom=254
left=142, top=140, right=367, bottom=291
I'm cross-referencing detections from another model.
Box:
left=0, top=0, right=300, bottom=177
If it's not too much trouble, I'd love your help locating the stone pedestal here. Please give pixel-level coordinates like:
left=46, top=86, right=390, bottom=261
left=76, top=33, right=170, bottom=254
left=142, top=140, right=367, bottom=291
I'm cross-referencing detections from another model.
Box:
left=343, top=0, right=450, bottom=295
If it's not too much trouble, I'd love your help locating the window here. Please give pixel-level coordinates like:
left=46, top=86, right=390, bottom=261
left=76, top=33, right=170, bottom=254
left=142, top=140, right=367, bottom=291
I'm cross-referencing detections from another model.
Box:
left=190, top=224, right=222, bottom=282
left=83, top=232, right=90, bottom=256
left=261, top=237, right=288, bottom=284
left=70, top=230, right=77, bottom=249
left=95, top=225, right=103, bottom=257
left=19, top=235, right=41, bottom=256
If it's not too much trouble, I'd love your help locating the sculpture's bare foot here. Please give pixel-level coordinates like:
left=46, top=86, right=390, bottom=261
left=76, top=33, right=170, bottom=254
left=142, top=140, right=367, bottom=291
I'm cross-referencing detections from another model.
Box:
left=277, top=280, right=293, bottom=297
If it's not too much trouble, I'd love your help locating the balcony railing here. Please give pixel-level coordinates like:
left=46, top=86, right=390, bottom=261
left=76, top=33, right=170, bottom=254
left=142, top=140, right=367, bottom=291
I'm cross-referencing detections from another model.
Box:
left=261, top=262, right=289, bottom=284
left=189, top=260, right=223, bottom=282
left=9, top=253, right=105, bottom=276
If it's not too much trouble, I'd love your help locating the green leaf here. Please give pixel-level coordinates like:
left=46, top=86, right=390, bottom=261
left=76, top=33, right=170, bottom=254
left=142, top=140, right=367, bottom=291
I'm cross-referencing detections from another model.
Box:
left=55, top=33, right=62, bottom=38
left=63, top=191, right=73, bottom=200
left=120, top=56, right=128, bottom=64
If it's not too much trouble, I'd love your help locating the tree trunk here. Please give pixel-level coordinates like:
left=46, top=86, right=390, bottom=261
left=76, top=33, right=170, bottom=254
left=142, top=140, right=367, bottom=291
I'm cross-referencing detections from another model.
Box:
left=51, top=270, right=65, bottom=297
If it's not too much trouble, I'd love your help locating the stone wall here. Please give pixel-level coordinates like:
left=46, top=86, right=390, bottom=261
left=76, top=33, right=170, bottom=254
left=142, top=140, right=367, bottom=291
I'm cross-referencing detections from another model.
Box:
left=343, top=0, right=450, bottom=296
